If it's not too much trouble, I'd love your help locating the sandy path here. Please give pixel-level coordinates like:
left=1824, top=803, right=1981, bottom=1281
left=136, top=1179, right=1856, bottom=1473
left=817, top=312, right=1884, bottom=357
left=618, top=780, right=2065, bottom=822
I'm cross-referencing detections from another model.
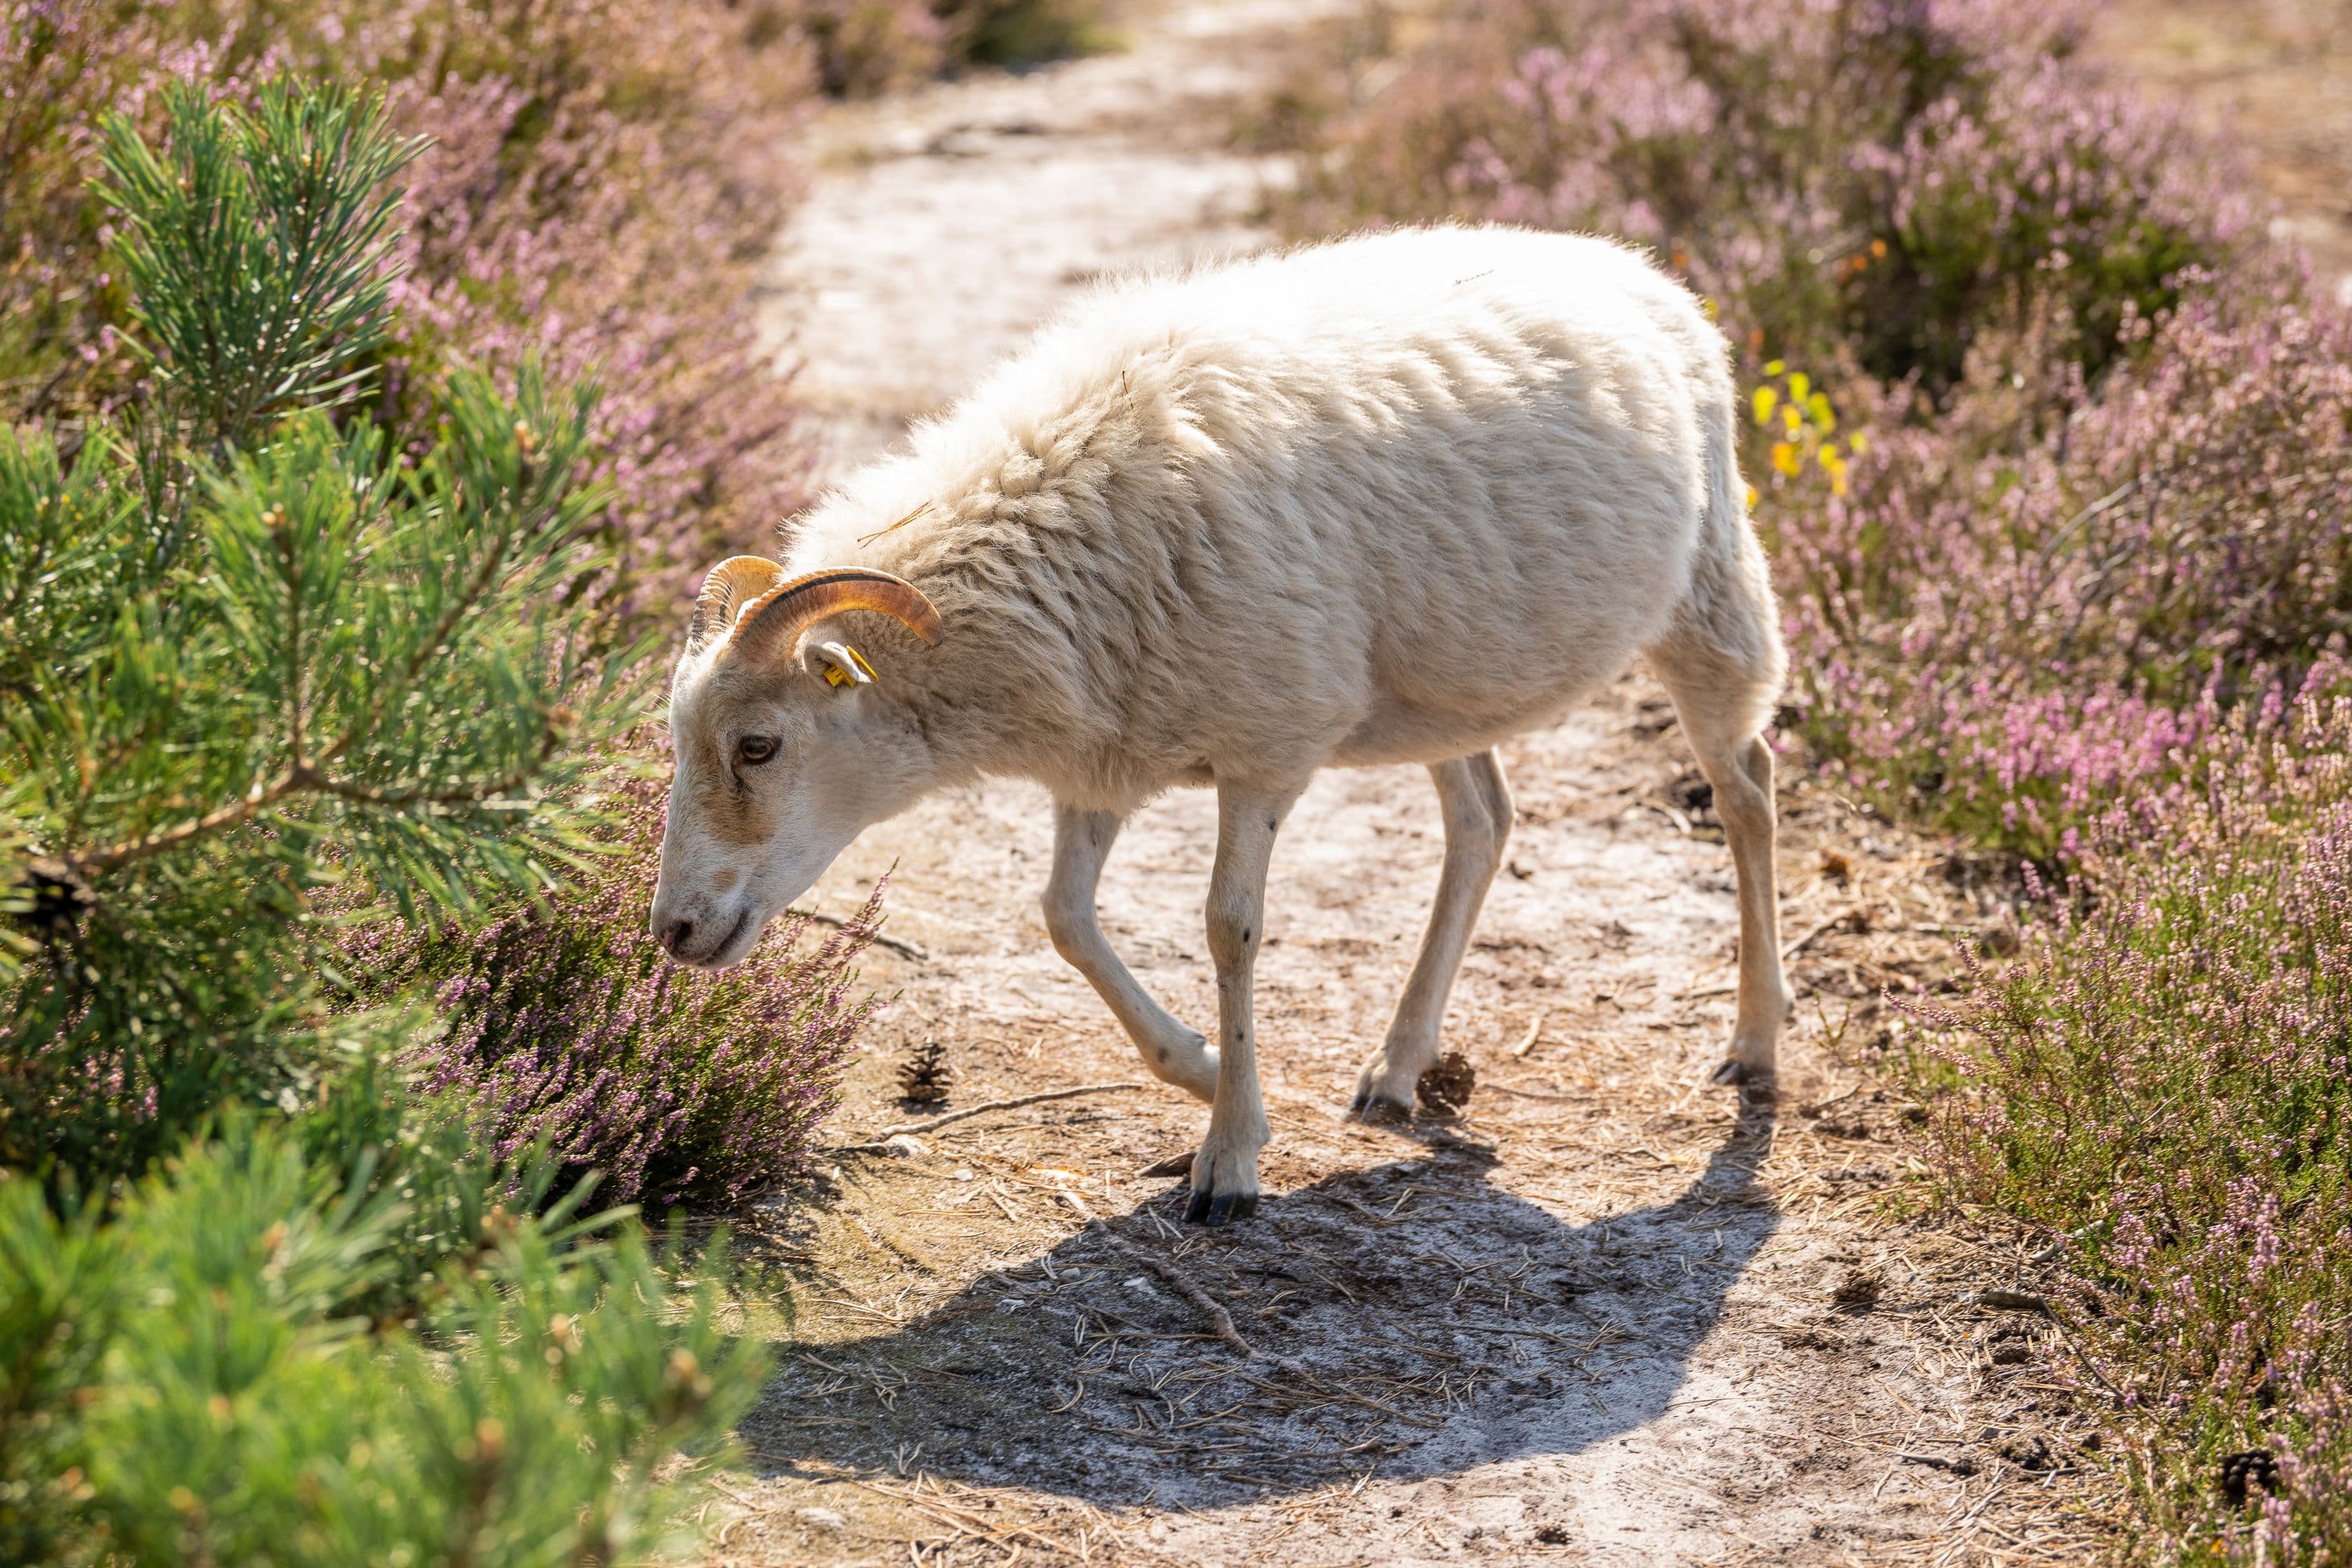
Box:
left=707, top=7, right=2107, bottom=1562
left=2089, top=0, right=2352, bottom=298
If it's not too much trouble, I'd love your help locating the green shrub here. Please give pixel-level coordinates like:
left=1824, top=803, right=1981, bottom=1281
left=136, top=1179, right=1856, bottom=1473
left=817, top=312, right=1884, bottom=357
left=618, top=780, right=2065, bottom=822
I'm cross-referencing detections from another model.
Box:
left=0, top=1121, right=770, bottom=1567
left=951, top=0, right=1120, bottom=69
left=0, top=74, right=789, bottom=1566
left=0, top=78, right=641, bottom=1187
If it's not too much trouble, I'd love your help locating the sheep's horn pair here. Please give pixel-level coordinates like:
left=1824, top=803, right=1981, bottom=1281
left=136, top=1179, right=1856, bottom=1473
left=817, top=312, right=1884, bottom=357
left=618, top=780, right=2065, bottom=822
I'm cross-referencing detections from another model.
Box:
left=688, top=557, right=942, bottom=659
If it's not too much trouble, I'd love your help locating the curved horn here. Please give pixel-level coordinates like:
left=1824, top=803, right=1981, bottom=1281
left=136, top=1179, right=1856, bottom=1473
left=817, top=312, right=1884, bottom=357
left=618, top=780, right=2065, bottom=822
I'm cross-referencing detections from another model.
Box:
left=731, top=568, right=944, bottom=662
left=687, top=556, right=786, bottom=655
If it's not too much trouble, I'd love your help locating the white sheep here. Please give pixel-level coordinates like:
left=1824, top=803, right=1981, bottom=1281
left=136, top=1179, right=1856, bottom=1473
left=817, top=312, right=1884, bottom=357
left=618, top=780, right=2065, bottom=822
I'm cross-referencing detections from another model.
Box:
left=652, top=224, right=1790, bottom=1225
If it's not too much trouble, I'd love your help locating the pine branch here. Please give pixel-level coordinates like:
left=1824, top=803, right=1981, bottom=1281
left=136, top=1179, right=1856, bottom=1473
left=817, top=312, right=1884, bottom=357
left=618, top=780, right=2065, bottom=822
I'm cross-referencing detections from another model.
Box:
left=66, top=720, right=568, bottom=877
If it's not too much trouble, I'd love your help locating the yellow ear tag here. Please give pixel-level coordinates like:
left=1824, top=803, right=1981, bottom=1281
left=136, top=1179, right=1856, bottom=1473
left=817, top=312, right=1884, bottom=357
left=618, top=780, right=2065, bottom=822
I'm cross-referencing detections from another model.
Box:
left=822, top=644, right=879, bottom=688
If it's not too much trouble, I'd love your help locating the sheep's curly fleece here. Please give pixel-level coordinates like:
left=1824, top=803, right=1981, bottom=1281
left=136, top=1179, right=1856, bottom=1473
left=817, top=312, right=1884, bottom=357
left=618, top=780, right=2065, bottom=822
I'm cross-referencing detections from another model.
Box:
left=783, top=223, right=1784, bottom=811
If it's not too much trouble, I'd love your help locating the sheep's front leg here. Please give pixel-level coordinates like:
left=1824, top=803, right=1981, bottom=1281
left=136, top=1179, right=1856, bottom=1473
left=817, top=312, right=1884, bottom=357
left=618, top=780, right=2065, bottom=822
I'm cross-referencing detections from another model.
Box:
left=1044, top=804, right=1218, bottom=1101
left=1185, top=779, right=1301, bottom=1226
left=1352, top=751, right=1511, bottom=1119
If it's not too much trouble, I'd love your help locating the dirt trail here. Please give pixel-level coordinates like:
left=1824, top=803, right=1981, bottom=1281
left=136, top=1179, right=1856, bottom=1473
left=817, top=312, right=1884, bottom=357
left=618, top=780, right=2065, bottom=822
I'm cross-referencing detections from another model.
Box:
left=2089, top=0, right=2352, bottom=297
left=708, top=7, right=2105, bottom=1562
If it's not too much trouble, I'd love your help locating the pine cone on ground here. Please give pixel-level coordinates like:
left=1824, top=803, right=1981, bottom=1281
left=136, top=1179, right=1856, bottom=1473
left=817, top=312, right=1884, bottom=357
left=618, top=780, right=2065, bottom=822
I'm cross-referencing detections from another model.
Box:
left=1416, top=1051, right=1476, bottom=1116
left=895, top=1039, right=953, bottom=1105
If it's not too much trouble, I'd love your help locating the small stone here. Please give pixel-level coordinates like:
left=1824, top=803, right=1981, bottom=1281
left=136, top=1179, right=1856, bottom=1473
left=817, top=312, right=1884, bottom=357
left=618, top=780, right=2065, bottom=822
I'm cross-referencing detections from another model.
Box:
left=880, top=1134, right=929, bottom=1158
left=797, top=1506, right=848, bottom=1532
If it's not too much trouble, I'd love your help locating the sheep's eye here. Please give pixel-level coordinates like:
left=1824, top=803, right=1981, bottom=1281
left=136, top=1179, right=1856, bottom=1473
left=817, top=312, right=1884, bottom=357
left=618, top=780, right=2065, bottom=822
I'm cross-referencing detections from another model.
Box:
left=737, top=735, right=779, bottom=767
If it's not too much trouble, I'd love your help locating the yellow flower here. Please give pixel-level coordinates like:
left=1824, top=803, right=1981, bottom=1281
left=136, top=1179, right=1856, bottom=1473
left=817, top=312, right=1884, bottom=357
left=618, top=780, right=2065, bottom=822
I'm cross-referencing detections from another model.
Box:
left=1751, top=386, right=1779, bottom=426
left=1763, top=358, right=1786, bottom=376
left=1820, top=445, right=1849, bottom=496
left=1849, top=431, right=1869, bottom=454
left=1783, top=404, right=1802, bottom=436
left=1807, top=392, right=1835, bottom=433
left=1771, top=441, right=1801, bottom=477
left=1788, top=371, right=1811, bottom=404
left=1744, top=483, right=1759, bottom=510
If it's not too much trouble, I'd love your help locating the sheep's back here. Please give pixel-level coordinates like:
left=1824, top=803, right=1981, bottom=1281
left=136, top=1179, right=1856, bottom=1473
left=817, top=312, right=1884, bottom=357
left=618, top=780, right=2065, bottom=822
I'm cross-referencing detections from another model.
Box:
left=797, top=226, right=1736, bottom=789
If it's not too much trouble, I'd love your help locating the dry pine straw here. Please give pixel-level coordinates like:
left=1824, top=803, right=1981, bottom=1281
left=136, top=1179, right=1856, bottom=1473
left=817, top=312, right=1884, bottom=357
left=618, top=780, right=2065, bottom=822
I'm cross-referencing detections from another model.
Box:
left=701, top=728, right=2136, bottom=1568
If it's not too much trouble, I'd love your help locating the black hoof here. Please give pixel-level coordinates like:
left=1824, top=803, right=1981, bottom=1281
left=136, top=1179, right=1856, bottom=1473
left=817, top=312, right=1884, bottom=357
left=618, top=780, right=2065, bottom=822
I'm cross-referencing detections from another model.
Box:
left=1182, top=1186, right=1258, bottom=1226
left=1348, top=1091, right=1412, bottom=1123
left=1709, top=1058, right=1777, bottom=1088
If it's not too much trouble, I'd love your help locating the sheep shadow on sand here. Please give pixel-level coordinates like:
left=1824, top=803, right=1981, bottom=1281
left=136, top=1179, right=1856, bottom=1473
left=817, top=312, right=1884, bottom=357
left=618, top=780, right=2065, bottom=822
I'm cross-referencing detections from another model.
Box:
left=739, top=1094, right=1779, bottom=1509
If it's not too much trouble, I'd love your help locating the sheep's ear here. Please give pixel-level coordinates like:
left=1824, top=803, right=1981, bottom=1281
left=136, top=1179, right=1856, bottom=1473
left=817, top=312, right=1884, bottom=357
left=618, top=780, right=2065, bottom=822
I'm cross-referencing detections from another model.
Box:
left=811, top=641, right=877, bottom=688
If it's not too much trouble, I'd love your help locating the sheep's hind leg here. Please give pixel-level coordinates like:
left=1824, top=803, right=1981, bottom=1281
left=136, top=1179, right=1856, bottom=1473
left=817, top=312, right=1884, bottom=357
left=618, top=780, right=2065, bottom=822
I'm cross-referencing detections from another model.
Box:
left=1044, top=804, right=1218, bottom=1101
left=1650, top=659, right=1791, bottom=1086
left=1352, top=750, right=1512, bottom=1120
left=1186, top=777, right=1305, bottom=1225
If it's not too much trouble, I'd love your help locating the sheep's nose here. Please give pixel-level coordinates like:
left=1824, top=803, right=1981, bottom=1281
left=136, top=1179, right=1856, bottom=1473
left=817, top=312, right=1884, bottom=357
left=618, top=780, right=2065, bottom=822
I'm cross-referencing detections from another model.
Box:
left=655, top=915, right=695, bottom=956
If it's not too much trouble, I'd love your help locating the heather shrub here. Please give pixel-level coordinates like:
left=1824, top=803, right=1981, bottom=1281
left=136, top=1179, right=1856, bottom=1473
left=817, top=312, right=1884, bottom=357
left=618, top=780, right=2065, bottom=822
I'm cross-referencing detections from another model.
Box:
left=371, top=778, right=882, bottom=1210
left=801, top=0, right=1118, bottom=95
left=305, top=0, right=815, bottom=601
left=1293, top=0, right=2238, bottom=393
left=1907, top=681, right=2352, bottom=1562
left=799, top=0, right=956, bottom=96
left=0, top=1, right=194, bottom=419
left=0, top=0, right=815, bottom=602
left=1770, top=281, right=2352, bottom=858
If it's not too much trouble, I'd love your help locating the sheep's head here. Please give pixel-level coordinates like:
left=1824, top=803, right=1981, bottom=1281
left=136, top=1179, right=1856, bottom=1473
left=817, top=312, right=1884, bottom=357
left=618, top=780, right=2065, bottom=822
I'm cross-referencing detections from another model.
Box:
left=651, top=557, right=942, bottom=968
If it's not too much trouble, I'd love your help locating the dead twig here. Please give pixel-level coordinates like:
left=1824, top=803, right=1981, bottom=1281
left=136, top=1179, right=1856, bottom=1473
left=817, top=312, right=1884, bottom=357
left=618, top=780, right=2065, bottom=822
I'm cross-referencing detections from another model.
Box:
left=1635, top=797, right=1694, bottom=837
left=1973, top=1289, right=2051, bottom=1313
left=1674, top=907, right=1863, bottom=1000
left=1512, top=1008, right=1548, bottom=1058
left=790, top=906, right=929, bottom=962
left=1780, top=906, right=1861, bottom=964
left=1087, top=1221, right=1254, bottom=1358
left=833, top=1081, right=1146, bottom=1152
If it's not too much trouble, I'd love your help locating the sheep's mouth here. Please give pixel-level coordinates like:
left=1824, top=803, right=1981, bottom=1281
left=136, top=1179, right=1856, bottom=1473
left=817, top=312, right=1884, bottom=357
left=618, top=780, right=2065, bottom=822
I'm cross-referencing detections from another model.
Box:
left=681, top=907, right=755, bottom=969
